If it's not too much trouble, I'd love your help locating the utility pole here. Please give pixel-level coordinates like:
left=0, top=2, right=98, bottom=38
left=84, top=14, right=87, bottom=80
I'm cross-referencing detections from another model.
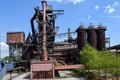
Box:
left=42, top=0, right=48, bottom=60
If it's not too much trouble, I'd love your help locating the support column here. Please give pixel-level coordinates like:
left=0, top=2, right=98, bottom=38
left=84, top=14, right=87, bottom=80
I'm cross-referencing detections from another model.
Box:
left=42, top=0, right=48, bottom=60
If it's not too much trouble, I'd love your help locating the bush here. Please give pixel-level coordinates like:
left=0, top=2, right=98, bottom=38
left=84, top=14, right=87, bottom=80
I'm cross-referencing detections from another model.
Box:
left=25, top=68, right=30, bottom=72
left=71, top=68, right=85, bottom=77
left=86, top=72, right=101, bottom=80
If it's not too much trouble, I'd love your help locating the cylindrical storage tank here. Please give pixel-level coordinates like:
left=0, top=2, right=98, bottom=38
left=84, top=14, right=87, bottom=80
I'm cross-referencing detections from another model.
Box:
left=76, top=25, right=86, bottom=50
left=97, top=25, right=106, bottom=50
left=87, top=24, right=97, bottom=48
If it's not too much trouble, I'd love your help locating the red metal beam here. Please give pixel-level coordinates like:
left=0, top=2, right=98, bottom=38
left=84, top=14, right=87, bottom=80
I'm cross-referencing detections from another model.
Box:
left=55, top=64, right=84, bottom=70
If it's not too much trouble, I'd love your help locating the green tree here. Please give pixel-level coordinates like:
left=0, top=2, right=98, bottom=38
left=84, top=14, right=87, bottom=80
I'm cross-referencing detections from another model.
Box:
left=110, top=55, right=120, bottom=80
left=4, top=56, right=10, bottom=60
left=80, top=44, right=103, bottom=80
left=76, top=44, right=120, bottom=79
left=80, top=44, right=100, bottom=71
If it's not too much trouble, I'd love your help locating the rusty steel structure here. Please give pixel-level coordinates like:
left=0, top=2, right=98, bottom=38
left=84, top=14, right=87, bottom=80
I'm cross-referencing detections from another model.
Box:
left=7, top=32, right=25, bottom=43
left=6, top=0, right=107, bottom=72
left=76, top=24, right=86, bottom=50
left=7, top=32, right=25, bottom=62
left=6, top=0, right=108, bottom=79
left=42, top=1, right=47, bottom=60
left=87, top=24, right=97, bottom=48
left=97, top=24, right=106, bottom=51
left=76, top=24, right=106, bottom=51
left=21, top=0, right=63, bottom=60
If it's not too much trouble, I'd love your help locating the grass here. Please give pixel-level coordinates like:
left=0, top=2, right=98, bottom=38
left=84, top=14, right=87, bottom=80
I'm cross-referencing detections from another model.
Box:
left=55, top=62, right=64, bottom=66
left=71, top=68, right=85, bottom=77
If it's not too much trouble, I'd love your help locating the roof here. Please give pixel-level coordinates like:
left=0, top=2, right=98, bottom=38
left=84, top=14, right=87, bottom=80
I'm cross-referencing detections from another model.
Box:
left=109, top=44, right=120, bottom=50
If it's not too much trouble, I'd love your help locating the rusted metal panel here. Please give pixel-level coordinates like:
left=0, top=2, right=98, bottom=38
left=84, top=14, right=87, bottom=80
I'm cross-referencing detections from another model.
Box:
left=30, top=60, right=55, bottom=79
left=55, top=64, right=84, bottom=70
left=31, top=63, right=54, bottom=71
left=32, top=71, right=54, bottom=79
left=46, top=5, right=53, bottom=11
left=7, top=32, right=25, bottom=43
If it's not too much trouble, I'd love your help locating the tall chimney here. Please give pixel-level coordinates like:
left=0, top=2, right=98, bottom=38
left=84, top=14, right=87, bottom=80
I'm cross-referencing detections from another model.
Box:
left=42, top=0, right=48, bottom=60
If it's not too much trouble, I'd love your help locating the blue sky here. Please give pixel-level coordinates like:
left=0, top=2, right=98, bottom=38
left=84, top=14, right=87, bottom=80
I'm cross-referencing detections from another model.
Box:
left=0, top=0, right=120, bottom=58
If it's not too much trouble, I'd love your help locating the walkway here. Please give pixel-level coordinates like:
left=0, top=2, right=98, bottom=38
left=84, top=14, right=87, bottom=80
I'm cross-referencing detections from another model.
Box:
left=2, top=71, right=85, bottom=80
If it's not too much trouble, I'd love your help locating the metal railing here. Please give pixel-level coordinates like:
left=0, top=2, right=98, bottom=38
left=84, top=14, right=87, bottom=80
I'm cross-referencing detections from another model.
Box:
left=0, top=64, right=13, bottom=80
left=0, top=65, right=7, bottom=80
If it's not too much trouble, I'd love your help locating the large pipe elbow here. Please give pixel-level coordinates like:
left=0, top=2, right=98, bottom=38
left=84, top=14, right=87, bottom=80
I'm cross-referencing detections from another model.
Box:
left=30, top=14, right=36, bottom=37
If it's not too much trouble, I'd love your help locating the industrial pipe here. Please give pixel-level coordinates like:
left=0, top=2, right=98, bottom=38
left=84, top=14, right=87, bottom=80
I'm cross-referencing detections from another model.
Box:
left=30, top=13, right=36, bottom=37
left=42, top=0, right=48, bottom=60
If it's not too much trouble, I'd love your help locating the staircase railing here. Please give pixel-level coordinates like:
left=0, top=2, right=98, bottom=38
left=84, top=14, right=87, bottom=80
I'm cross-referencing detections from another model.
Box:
left=0, top=63, right=13, bottom=80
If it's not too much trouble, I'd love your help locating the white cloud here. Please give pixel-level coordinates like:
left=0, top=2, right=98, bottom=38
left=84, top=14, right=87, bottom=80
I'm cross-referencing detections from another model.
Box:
left=64, top=0, right=84, bottom=5
left=104, top=5, right=115, bottom=14
left=112, top=1, right=120, bottom=7
left=108, top=8, right=115, bottom=13
left=0, top=42, right=9, bottom=58
left=95, top=5, right=99, bottom=10
left=87, top=15, right=91, bottom=21
left=104, top=1, right=119, bottom=14
left=47, top=0, right=84, bottom=5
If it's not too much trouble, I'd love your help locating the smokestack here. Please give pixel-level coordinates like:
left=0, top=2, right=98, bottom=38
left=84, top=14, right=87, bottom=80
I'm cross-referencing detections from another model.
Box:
left=42, top=0, right=48, bottom=60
